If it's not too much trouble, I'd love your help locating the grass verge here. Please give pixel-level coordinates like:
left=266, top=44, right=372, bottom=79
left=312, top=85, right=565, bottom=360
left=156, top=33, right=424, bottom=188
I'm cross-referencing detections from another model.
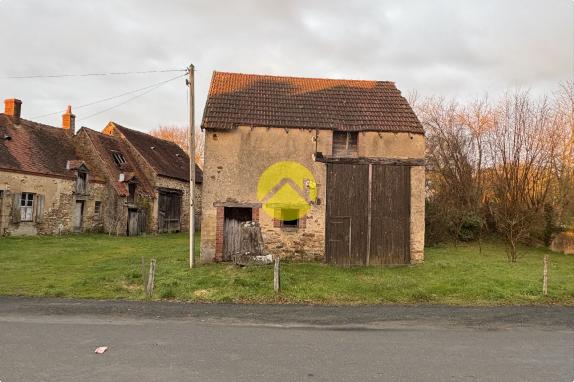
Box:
left=0, top=233, right=573, bottom=305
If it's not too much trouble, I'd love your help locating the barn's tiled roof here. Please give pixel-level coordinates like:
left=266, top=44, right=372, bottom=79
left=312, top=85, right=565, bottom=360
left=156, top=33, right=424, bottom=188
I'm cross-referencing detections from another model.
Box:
left=109, top=123, right=203, bottom=183
left=202, top=72, right=423, bottom=134
left=81, top=127, right=154, bottom=196
left=0, top=113, right=80, bottom=179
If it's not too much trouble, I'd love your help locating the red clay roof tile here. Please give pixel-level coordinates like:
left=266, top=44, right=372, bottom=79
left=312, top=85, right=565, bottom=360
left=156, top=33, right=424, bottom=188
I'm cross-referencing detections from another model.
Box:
left=0, top=114, right=80, bottom=178
left=111, top=123, right=203, bottom=183
left=202, top=72, right=423, bottom=134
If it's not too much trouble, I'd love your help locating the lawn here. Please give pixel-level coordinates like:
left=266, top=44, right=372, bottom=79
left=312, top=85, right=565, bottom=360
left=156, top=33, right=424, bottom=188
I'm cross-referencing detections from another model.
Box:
left=0, top=233, right=573, bottom=305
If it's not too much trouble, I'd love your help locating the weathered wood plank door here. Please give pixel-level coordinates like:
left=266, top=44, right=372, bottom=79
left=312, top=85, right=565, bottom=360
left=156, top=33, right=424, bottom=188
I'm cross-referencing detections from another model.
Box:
left=158, top=190, right=182, bottom=233
left=325, top=163, right=411, bottom=266
left=223, top=207, right=252, bottom=261
left=73, top=201, right=84, bottom=232
left=325, top=163, right=369, bottom=266
left=369, top=165, right=411, bottom=265
left=128, top=209, right=139, bottom=236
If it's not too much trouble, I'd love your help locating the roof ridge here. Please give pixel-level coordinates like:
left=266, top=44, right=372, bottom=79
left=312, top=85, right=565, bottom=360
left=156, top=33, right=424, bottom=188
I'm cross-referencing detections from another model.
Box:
left=213, top=71, right=396, bottom=85
left=1, top=113, right=65, bottom=131
left=112, top=121, right=187, bottom=152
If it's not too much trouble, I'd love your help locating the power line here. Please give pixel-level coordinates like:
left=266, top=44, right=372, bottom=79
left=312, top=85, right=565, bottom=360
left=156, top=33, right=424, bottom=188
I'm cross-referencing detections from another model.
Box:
left=0, top=68, right=186, bottom=80
left=31, top=73, right=187, bottom=119
left=80, top=73, right=186, bottom=121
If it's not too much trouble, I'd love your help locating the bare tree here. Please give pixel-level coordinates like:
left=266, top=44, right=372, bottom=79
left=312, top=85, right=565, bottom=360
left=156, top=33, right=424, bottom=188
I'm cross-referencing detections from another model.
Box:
left=418, top=97, right=489, bottom=244
left=485, top=91, right=560, bottom=262
left=149, top=125, right=205, bottom=166
left=550, top=82, right=574, bottom=228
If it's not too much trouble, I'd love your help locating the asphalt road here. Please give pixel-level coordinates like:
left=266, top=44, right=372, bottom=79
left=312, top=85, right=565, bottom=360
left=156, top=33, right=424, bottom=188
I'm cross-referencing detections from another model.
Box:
left=0, top=297, right=573, bottom=382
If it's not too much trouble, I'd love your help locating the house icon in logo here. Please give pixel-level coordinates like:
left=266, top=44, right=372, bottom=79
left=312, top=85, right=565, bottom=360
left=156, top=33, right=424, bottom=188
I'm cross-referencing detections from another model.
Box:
left=257, top=161, right=317, bottom=221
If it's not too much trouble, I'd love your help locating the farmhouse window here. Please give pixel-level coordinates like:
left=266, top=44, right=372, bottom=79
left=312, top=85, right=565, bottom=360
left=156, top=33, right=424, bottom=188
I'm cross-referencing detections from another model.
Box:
left=112, top=151, right=126, bottom=166
left=332, top=131, right=358, bottom=157
left=76, top=171, right=88, bottom=194
left=94, top=201, right=102, bottom=215
left=20, top=193, right=34, bottom=222
left=275, top=208, right=301, bottom=229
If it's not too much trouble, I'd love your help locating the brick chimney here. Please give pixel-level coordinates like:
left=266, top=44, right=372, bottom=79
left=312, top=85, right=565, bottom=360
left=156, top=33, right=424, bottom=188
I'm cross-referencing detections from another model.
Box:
left=4, top=99, right=22, bottom=124
left=62, top=105, right=75, bottom=135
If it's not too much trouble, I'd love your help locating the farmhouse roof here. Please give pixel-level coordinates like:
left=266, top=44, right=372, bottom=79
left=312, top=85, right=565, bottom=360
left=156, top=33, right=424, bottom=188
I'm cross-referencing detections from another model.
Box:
left=201, top=71, right=423, bottom=134
left=107, top=122, right=203, bottom=183
left=0, top=113, right=81, bottom=179
left=80, top=127, right=154, bottom=196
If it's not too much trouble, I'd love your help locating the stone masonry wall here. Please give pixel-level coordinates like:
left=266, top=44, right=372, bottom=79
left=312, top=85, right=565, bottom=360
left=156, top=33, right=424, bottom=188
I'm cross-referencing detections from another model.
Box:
left=0, top=170, right=106, bottom=235
left=200, top=127, right=425, bottom=263
left=201, top=126, right=330, bottom=262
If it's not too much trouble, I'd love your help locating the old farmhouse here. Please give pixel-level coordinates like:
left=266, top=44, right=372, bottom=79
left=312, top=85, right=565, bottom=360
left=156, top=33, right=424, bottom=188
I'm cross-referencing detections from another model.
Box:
left=200, top=72, right=425, bottom=265
left=0, top=98, right=202, bottom=236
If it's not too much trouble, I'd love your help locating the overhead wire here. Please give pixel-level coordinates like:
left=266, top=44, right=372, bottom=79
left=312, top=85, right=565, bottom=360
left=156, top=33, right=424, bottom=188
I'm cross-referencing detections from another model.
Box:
left=30, top=73, right=187, bottom=119
left=80, top=73, right=187, bottom=121
left=0, top=68, right=186, bottom=80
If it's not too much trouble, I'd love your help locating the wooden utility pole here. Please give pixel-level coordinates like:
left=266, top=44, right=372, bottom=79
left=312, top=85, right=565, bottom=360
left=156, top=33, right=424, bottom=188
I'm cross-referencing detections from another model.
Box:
left=188, top=64, right=196, bottom=268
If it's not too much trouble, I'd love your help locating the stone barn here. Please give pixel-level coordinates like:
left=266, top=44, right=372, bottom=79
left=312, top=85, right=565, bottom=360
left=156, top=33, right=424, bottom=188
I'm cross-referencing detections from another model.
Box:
left=200, top=72, right=425, bottom=265
left=101, top=122, right=203, bottom=233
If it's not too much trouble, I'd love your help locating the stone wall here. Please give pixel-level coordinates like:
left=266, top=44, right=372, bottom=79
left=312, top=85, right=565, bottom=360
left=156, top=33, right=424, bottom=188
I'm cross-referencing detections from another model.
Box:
left=200, top=126, right=426, bottom=263
left=201, top=126, right=330, bottom=262
left=0, top=170, right=106, bottom=235
left=409, top=166, right=426, bottom=263
left=358, top=132, right=425, bottom=158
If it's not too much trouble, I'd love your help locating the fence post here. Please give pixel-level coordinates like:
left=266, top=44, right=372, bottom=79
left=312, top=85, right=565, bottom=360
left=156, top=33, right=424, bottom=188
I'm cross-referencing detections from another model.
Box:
left=543, top=255, right=549, bottom=296
left=141, top=256, right=146, bottom=290
left=274, top=257, right=281, bottom=293
left=146, top=259, right=156, bottom=297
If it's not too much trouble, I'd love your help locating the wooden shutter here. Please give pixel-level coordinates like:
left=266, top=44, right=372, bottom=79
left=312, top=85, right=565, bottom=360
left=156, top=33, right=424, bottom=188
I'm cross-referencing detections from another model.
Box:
left=11, top=192, right=21, bottom=223
left=35, top=194, right=45, bottom=223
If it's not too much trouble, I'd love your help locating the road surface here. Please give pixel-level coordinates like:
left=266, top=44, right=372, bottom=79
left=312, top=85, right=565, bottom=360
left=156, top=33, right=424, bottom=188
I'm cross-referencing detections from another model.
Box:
left=0, top=297, right=572, bottom=381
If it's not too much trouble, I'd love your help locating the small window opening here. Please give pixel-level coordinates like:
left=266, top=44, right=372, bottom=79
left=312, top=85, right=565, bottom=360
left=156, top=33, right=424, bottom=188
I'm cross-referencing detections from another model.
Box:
left=20, top=192, right=34, bottom=222
left=278, top=208, right=300, bottom=228
left=332, top=131, right=358, bottom=157
left=94, top=201, right=101, bottom=215
left=112, top=152, right=126, bottom=166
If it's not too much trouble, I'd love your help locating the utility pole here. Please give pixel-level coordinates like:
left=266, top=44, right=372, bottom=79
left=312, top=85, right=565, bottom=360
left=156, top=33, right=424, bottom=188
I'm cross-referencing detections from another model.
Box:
left=187, top=64, right=196, bottom=268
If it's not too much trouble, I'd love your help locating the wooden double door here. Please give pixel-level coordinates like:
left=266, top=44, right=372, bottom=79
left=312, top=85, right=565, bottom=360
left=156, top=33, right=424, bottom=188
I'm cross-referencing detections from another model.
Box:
left=325, top=163, right=411, bottom=266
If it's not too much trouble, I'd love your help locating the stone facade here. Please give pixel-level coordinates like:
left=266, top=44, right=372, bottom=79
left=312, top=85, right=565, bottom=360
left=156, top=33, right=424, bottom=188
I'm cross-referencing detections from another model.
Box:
left=200, top=126, right=425, bottom=263
left=0, top=170, right=106, bottom=236
left=103, top=123, right=202, bottom=234
left=0, top=99, right=202, bottom=237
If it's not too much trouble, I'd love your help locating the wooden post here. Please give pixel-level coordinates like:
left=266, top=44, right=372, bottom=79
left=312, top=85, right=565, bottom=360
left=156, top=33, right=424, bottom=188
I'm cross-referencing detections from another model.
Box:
left=141, top=256, right=146, bottom=289
left=188, top=64, right=196, bottom=268
left=543, top=255, right=549, bottom=296
left=146, top=259, right=156, bottom=297
left=274, top=257, right=281, bottom=293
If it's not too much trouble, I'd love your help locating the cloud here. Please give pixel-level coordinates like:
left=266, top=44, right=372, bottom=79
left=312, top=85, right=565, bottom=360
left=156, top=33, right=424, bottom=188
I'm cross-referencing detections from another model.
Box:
left=0, top=0, right=571, bottom=131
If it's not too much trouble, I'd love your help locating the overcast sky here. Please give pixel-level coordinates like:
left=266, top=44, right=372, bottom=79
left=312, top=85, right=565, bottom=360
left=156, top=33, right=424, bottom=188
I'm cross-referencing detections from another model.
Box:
left=0, top=0, right=572, bottom=133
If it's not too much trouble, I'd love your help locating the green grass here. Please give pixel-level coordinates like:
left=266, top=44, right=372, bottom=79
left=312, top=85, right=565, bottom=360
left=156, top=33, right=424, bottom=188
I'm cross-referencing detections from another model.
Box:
left=0, top=233, right=573, bottom=305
